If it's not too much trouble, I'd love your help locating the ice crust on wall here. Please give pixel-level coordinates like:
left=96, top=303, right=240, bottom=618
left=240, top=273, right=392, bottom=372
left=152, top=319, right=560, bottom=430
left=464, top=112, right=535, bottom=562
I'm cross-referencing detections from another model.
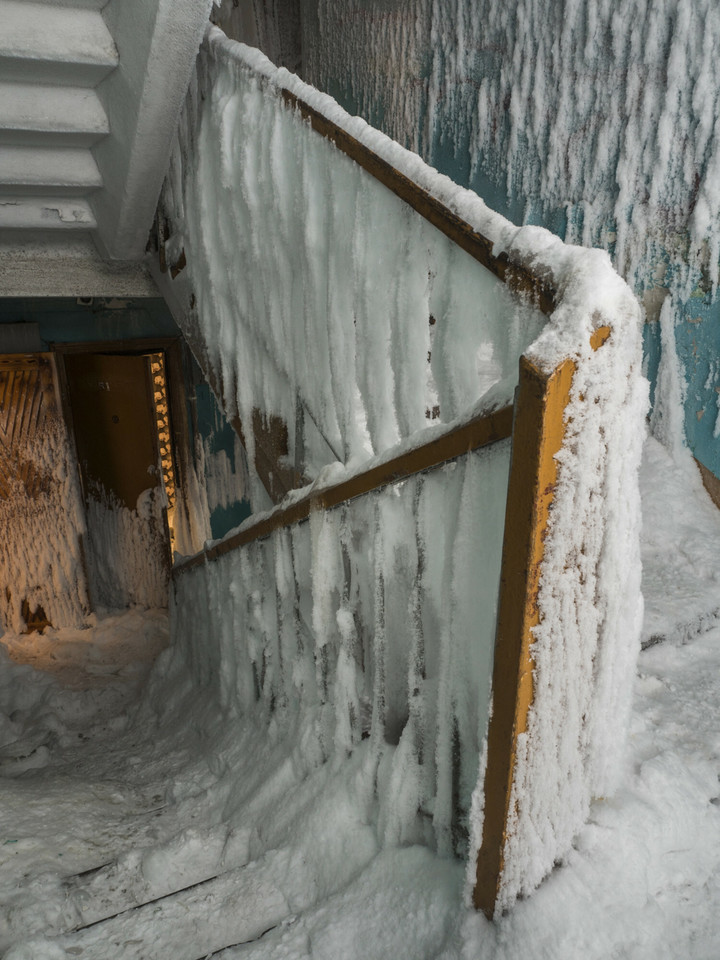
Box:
left=201, top=423, right=249, bottom=516
left=0, top=387, right=88, bottom=634
left=84, top=489, right=169, bottom=611
left=172, top=457, right=213, bottom=559
left=161, top=29, right=545, bottom=481
left=301, top=0, right=720, bottom=294
left=173, top=443, right=510, bottom=856
left=164, top=28, right=647, bottom=912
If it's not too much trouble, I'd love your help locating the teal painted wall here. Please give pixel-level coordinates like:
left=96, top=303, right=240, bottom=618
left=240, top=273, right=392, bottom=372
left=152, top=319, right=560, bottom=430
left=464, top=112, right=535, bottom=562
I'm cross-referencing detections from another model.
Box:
left=0, top=297, right=180, bottom=344
left=194, top=381, right=252, bottom=539
left=299, top=0, right=720, bottom=480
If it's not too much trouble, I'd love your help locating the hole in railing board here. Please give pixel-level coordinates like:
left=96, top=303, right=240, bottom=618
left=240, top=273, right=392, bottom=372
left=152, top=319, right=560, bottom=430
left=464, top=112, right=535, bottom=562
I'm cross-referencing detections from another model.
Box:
left=384, top=707, right=410, bottom=747
left=21, top=599, right=50, bottom=634
left=590, top=325, right=611, bottom=350
left=170, top=249, right=187, bottom=279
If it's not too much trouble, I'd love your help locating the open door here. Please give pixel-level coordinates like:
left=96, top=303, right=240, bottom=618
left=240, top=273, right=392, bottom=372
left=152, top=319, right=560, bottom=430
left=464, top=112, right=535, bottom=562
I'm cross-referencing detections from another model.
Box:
left=64, top=352, right=171, bottom=610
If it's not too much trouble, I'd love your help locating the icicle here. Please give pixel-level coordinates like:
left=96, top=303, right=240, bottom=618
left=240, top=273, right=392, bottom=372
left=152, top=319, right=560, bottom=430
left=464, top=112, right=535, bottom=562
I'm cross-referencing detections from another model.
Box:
left=650, top=295, right=693, bottom=471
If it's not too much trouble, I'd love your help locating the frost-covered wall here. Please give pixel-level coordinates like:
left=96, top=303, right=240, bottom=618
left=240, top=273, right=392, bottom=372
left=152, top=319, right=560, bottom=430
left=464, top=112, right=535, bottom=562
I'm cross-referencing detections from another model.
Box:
left=211, top=0, right=302, bottom=74
left=160, top=30, right=545, bottom=488
left=298, top=0, right=720, bottom=481
left=301, top=0, right=720, bottom=284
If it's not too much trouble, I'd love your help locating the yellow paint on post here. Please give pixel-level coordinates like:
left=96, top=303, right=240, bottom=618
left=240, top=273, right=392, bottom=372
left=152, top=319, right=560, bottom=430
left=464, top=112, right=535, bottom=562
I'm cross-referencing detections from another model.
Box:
left=473, top=329, right=611, bottom=918
left=473, top=354, right=575, bottom=918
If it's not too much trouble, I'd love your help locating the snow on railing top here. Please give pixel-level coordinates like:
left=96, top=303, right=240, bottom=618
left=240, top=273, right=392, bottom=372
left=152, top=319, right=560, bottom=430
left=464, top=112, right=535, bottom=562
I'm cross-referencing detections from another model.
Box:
left=201, top=26, right=642, bottom=370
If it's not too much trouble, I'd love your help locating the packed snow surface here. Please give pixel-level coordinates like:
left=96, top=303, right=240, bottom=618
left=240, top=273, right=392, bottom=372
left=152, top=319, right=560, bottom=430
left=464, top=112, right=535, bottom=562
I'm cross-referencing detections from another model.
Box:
left=640, top=437, right=720, bottom=645
left=1, top=441, right=719, bottom=958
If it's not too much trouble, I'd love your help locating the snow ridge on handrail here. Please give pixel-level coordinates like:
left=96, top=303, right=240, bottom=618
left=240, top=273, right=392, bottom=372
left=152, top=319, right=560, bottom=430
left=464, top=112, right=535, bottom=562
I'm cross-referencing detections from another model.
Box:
left=172, top=401, right=513, bottom=575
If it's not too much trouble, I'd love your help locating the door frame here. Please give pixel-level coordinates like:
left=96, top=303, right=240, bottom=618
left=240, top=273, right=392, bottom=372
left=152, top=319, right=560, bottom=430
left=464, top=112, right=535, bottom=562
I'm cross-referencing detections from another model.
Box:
left=52, top=336, right=193, bottom=572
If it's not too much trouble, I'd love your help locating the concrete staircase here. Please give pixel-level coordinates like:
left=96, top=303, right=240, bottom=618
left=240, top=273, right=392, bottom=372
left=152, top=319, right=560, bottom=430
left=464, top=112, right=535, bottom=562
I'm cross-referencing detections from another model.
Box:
left=0, top=0, right=212, bottom=269
left=0, top=0, right=116, bottom=238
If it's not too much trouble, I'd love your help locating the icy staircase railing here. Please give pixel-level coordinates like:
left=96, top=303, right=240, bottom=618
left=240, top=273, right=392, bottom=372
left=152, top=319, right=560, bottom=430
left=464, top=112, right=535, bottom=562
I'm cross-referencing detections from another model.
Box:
left=173, top=403, right=513, bottom=574
left=157, top=26, right=646, bottom=919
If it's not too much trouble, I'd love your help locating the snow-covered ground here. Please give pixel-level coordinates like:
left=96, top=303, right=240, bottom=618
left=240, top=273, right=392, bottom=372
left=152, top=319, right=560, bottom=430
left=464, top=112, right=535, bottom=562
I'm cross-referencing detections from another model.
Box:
left=1, top=436, right=720, bottom=959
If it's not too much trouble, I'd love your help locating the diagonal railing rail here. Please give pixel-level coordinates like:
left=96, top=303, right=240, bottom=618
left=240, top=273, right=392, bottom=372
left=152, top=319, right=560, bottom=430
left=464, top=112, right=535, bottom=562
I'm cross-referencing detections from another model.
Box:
left=172, top=401, right=513, bottom=576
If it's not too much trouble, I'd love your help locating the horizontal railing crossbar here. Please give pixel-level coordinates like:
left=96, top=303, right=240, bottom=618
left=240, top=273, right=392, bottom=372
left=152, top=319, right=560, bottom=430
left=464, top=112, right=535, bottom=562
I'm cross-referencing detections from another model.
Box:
left=173, top=402, right=513, bottom=576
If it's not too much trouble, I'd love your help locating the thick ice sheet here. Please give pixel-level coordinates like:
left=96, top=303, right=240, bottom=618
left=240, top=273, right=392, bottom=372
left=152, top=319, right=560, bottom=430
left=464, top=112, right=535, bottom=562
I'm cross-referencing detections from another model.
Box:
left=162, top=29, right=545, bottom=485
left=174, top=442, right=510, bottom=858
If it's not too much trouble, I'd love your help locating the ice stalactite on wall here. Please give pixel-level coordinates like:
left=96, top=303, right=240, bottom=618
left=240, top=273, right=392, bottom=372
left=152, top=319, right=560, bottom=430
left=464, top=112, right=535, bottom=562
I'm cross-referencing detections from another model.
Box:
left=0, top=356, right=88, bottom=634
left=84, top=489, right=169, bottom=612
left=301, top=0, right=720, bottom=295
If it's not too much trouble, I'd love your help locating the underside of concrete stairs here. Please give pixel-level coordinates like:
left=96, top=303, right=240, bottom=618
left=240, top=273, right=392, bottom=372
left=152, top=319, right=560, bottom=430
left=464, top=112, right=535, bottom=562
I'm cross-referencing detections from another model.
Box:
left=0, top=0, right=212, bottom=297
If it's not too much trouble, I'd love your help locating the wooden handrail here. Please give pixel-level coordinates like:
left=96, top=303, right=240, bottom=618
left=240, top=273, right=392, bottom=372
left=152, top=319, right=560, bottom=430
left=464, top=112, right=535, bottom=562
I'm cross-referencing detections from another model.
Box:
left=173, top=402, right=513, bottom=576
left=278, top=88, right=556, bottom=316
left=171, top=39, right=626, bottom=919
left=473, top=355, right=574, bottom=917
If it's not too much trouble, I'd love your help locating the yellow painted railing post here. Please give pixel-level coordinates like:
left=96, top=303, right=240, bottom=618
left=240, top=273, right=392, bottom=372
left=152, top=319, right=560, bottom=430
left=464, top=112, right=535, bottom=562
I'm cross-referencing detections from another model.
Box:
left=472, top=353, right=574, bottom=918
left=473, top=327, right=610, bottom=918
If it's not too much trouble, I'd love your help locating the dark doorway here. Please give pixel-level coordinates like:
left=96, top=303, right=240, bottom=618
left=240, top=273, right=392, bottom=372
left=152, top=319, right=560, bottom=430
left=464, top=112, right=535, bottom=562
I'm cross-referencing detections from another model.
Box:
left=65, top=353, right=160, bottom=510
left=63, top=349, right=173, bottom=611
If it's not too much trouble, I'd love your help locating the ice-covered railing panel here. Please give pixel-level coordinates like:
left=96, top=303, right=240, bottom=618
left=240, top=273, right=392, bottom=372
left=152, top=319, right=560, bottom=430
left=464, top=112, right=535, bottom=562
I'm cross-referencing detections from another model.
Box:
left=159, top=27, right=546, bottom=498
left=471, top=237, right=648, bottom=916
left=173, top=435, right=511, bottom=855
left=158, top=25, right=647, bottom=922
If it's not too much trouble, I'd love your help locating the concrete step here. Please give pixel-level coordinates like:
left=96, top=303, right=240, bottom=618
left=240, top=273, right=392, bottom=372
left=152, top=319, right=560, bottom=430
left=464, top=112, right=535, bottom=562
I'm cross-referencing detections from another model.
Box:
left=0, top=0, right=118, bottom=86
left=0, top=196, right=96, bottom=230
left=0, top=194, right=97, bottom=233
left=0, top=82, right=109, bottom=147
left=0, top=145, right=102, bottom=195
left=58, top=859, right=290, bottom=960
